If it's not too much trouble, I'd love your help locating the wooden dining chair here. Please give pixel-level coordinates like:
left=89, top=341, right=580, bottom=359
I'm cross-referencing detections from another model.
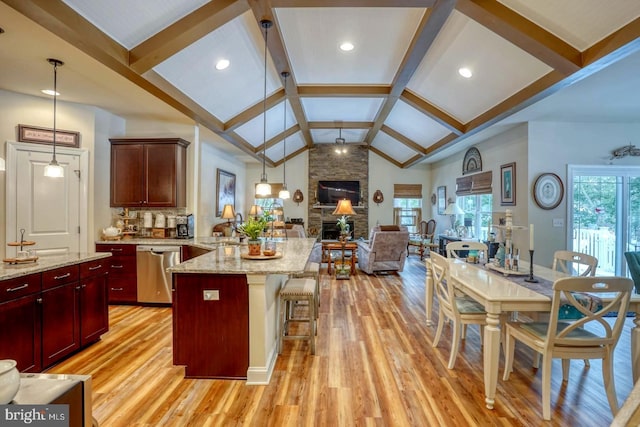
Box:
left=552, top=250, right=598, bottom=276
left=429, top=252, right=486, bottom=369
left=408, top=219, right=438, bottom=260
left=446, top=241, right=488, bottom=260
left=502, top=276, right=633, bottom=420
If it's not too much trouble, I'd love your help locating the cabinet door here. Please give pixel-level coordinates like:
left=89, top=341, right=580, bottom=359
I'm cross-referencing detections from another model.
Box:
left=79, top=273, right=109, bottom=345
left=0, top=294, right=41, bottom=372
left=41, top=283, right=80, bottom=368
left=144, top=143, right=179, bottom=207
left=111, top=144, right=144, bottom=207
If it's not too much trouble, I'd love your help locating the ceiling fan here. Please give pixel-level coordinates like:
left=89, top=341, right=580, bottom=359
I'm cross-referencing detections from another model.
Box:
left=610, top=144, right=640, bottom=160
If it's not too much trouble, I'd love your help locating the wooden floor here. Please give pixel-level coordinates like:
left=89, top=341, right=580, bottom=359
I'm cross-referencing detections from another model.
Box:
left=48, top=256, right=635, bottom=426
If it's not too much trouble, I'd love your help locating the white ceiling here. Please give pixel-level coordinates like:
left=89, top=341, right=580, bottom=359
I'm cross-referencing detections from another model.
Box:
left=0, top=0, right=639, bottom=168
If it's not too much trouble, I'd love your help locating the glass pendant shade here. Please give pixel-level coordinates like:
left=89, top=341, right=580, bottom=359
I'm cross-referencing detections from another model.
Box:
left=278, top=185, right=290, bottom=199
left=44, top=160, right=64, bottom=178
left=256, top=178, right=271, bottom=196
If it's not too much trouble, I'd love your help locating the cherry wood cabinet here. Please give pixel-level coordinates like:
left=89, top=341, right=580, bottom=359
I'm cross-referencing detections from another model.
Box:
left=79, top=259, right=109, bottom=345
left=95, top=243, right=137, bottom=303
left=109, top=138, right=190, bottom=207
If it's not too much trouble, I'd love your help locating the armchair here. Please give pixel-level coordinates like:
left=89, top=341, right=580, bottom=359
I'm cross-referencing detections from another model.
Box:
left=357, top=225, right=410, bottom=274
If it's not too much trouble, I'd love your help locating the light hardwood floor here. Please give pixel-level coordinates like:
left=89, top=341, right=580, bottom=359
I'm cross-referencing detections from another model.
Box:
left=48, top=257, right=635, bottom=426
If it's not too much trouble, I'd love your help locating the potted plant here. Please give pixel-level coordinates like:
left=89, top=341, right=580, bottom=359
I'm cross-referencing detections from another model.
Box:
left=336, top=215, right=351, bottom=241
left=237, top=215, right=267, bottom=256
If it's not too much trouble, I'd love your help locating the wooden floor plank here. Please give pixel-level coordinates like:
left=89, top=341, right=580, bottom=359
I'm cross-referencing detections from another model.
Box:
left=47, top=257, right=635, bottom=426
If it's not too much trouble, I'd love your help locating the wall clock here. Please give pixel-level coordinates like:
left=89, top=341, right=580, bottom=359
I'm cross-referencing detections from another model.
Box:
left=462, top=147, right=482, bottom=175
left=533, top=173, right=564, bottom=210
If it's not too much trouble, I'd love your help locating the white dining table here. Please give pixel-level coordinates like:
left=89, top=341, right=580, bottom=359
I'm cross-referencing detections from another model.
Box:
left=424, top=258, right=640, bottom=411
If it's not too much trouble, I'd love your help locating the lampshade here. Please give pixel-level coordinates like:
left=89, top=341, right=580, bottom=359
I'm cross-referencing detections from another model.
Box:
left=333, top=199, right=356, bottom=216
left=44, top=58, right=64, bottom=178
left=278, top=187, right=290, bottom=199
left=248, top=204, right=263, bottom=217
left=221, top=204, right=236, bottom=219
left=444, top=202, right=464, bottom=215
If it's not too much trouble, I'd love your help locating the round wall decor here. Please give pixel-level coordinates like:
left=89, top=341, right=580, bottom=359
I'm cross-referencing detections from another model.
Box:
left=533, top=173, right=564, bottom=210
left=462, top=147, right=482, bottom=175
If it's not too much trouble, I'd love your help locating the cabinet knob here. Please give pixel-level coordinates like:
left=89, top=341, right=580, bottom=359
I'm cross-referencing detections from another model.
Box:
left=36, top=298, right=43, bottom=304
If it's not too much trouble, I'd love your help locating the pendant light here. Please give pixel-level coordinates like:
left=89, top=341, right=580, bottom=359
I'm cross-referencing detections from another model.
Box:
left=44, top=58, right=64, bottom=178
left=255, top=19, right=273, bottom=197
left=278, top=71, right=290, bottom=200
left=334, top=128, right=347, bottom=154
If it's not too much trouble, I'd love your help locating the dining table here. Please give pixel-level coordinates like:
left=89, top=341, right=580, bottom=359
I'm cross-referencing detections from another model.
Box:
left=424, top=257, right=640, bottom=411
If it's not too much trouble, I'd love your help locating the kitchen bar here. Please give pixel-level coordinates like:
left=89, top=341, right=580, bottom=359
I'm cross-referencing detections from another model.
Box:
left=167, top=238, right=317, bottom=384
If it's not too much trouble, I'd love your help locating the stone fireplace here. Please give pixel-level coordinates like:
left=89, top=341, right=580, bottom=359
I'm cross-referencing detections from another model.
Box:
left=308, top=145, right=369, bottom=239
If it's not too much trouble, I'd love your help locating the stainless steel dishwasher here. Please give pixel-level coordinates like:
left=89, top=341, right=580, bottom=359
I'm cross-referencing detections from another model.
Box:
left=136, top=245, right=181, bottom=304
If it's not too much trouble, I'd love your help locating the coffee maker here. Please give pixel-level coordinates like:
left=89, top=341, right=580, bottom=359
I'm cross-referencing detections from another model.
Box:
left=176, top=214, right=194, bottom=238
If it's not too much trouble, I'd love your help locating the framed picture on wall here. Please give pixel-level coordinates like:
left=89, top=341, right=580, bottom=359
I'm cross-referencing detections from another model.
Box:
left=500, top=162, right=516, bottom=206
left=437, top=186, right=446, bottom=215
left=216, top=169, right=236, bottom=216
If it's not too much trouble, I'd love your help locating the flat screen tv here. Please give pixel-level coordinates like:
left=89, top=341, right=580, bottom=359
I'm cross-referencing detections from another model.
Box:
left=317, top=180, right=360, bottom=205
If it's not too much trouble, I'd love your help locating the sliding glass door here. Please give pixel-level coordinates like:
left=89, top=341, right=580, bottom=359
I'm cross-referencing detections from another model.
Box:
left=568, top=166, right=640, bottom=276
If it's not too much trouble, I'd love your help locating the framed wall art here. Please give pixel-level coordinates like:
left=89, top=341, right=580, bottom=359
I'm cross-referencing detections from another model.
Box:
left=533, top=173, right=564, bottom=210
left=500, top=162, right=516, bottom=206
left=18, top=124, right=80, bottom=148
left=437, top=186, right=446, bottom=215
left=216, top=169, right=236, bottom=216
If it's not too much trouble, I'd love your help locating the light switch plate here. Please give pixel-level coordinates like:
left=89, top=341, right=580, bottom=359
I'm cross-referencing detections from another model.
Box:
left=553, top=218, right=564, bottom=227
left=203, top=290, right=219, bottom=301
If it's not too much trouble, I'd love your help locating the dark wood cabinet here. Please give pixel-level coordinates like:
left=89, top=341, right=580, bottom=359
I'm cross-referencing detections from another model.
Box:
left=96, top=243, right=137, bottom=303
left=109, top=138, right=190, bottom=207
left=0, top=259, right=109, bottom=372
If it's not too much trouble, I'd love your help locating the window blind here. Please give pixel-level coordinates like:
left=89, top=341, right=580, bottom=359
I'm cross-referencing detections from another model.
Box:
left=394, top=184, right=422, bottom=199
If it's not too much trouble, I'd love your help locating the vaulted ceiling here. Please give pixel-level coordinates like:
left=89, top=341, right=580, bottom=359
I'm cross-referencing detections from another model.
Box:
left=1, top=0, right=639, bottom=168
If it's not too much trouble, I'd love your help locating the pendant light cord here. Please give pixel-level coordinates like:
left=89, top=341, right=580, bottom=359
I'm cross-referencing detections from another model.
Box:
left=261, top=21, right=269, bottom=179
left=282, top=72, right=288, bottom=186
left=52, top=61, right=58, bottom=162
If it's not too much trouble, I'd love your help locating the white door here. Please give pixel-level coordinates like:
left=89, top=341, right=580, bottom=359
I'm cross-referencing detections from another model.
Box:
left=7, top=144, right=84, bottom=257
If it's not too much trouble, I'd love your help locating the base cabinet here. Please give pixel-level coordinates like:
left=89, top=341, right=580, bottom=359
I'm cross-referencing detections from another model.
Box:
left=0, top=293, right=41, bottom=372
left=96, top=243, right=137, bottom=303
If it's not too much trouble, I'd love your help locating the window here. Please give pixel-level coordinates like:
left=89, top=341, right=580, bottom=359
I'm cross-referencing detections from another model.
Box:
left=458, top=194, right=493, bottom=240
left=393, top=198, right=422, bottom=233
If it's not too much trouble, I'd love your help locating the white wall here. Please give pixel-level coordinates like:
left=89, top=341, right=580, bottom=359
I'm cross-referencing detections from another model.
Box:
left=528, top=121, right=640, bottom=266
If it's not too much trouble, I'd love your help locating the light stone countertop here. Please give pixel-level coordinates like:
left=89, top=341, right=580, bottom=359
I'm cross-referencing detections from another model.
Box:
left=167, top=238, right=317, bottom=275
left=95, top=236, right=240, bottom=249
left=0, top=252, right=111, bottom=281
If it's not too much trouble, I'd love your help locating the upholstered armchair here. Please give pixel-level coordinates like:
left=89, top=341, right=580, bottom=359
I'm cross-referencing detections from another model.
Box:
left=357, top=225, right=410, bottom=274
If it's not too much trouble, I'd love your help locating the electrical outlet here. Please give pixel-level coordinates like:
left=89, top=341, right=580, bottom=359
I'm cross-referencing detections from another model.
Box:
left=553, top=218, right=564, bottom=227
left=203, top=290, right=219, bottom=301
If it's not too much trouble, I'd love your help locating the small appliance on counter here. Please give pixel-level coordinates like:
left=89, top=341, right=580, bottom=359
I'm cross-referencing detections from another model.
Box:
left=176, top=214, right=194, bottom=238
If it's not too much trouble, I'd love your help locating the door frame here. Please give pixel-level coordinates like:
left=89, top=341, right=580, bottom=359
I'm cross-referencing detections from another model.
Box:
left=5, top=141, right=89, bottom=252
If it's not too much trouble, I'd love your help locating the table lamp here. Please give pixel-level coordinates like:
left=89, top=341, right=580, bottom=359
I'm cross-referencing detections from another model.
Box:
left=443, top=202, right=464, bottom=232
left=221, top=204, right=236, bottom=236
left=332, top=199, right=356, bottom=278
left=248, top=204, right=262, bottom=219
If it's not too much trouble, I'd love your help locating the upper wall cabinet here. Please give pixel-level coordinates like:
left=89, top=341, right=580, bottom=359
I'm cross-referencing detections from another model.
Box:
left=109, top=138, right=190, bottom=208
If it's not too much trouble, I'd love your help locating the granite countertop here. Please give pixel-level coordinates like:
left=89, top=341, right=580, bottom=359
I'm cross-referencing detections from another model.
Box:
left=168, top=238, right=316, bottom=275
left=13, top=373, right=90, bottom=405
left=95, top=236, right=241, bottom=248
left=0, top=252, right=111, bottom=281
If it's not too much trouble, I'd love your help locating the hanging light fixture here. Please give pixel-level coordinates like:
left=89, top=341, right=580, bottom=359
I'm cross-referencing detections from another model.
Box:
left=334, top=128, right=347, bottom=154
left=255, top=19, right=273, bottom=197
left=278, top=71, right=290, bottom=200
left=44, top=58, right=64, bottom=178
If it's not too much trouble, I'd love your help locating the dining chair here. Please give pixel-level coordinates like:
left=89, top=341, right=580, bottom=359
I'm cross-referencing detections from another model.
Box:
left=552, top=250, right=598, bottom=276
left=502, top=276, right=633, bottom=420
left=408, top=219, right=438, bottom=260
left=446, top=241, right=489, bottom=260
left=429, top=252, right=486, bottom=369
left=624, top=252, right=640, bottom=294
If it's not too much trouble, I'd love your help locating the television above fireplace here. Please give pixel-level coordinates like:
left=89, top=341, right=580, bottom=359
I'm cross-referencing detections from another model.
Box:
left=317, top=180, right=360, bottom=205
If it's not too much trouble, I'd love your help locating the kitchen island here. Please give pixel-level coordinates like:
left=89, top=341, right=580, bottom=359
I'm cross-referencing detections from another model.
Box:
left=167, top=238, right=316, bottom=384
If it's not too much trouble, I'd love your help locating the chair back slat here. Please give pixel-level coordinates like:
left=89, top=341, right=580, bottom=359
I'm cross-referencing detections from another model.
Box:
left=552, top=250, right=598, bottom=276
left=546, top=276, right=632, bottom=349
left=429, top=252, right=458, bottom=316
left=446, top=241, right=488, bottom=259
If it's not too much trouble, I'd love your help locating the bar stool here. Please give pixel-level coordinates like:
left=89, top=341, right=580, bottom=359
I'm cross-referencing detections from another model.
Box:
left=278, top=277, right=317, bottom=355
left=293, top=261, right=320, bottom=317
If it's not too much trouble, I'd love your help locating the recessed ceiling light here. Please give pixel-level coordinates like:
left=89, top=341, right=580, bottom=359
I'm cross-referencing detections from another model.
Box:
left=215, top=59, right=230, bottom=70
left=41, top=89, right=59, bottom=96
left=339, top=42, right=354, bottom=52
left=458, top=67, right=472, bottom=78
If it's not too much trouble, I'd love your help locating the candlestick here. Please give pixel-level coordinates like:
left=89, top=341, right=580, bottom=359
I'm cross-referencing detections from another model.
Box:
left=524, top=249, right=538, bottom=283
left=529, top=224, right=534, bottom=251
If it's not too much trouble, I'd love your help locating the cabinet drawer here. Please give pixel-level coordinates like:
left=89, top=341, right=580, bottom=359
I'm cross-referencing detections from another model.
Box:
left=0, top=273, right=41, bottom=304
left=95, top=243, right=136, bottom=256
left=80, top=258, right=109, bottom=279
left=107, top=256, right=137, bottom=275
left=42, top=265, right=80, bottom=290
left=107, top=276, right=137, bottom=303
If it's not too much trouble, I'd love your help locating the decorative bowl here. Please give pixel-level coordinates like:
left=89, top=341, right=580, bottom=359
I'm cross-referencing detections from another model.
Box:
left=0, top=359, right=20, bottom=404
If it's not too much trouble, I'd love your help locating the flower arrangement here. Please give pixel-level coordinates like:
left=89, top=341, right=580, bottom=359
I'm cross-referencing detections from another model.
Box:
left=237, top=214, right=267, bottom=241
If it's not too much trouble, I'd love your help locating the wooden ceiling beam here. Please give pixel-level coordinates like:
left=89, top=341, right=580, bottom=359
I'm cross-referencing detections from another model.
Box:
left=249, top=0, right=314, bottom=148
left=129, top=0, right=249, bottom=73
left=582, top=17, right=640, bottom=67
left=402, top=132, right=458, bottom=167
left=380, top=125, right=426, bottom=154
left=224, top=89, right=286, bottom=132
left=298, top=85, right=391, bottom=97
left=308, top=121, right=374, bottom=129
left=401, top=153, right=426, bottom=168
left=365, top=0, right=456, bottom=144
left=270, top=0, right=436, bottom=6
left=455, top=0, right=581, bottom=75
left=401, top=90, right=465, bottom=135
left=369, top=146, right=403, bottom=168
left=273, top=143, right=307, bottom=167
